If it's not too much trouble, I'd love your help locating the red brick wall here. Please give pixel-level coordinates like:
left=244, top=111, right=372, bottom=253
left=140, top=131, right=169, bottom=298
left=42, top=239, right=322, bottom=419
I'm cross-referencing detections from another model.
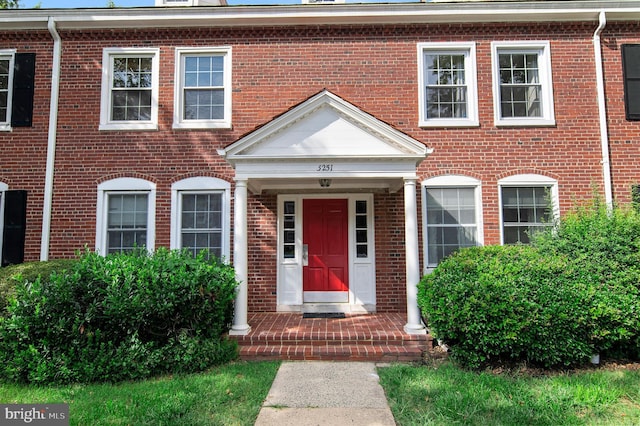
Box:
left=1, top=21, right=629, bottom=313
left=601, top=23, right=640, bottom=204
left=0, top=31, right=53, bottom=261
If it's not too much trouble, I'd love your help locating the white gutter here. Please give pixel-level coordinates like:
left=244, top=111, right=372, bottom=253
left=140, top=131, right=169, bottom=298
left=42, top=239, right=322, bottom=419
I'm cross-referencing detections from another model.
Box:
left=593, top=10, right=613, bottom=210
left=40, top=17, right=61, bottom=261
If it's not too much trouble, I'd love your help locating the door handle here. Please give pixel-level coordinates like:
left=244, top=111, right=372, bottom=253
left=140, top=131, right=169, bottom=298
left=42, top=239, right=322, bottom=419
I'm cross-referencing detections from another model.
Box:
left=302, top=244, right=309, bottom=266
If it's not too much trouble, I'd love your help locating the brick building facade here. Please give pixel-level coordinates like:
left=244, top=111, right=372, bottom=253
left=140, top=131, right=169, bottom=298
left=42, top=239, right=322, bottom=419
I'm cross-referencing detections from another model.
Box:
left=1, top=1, right=639, bottom=334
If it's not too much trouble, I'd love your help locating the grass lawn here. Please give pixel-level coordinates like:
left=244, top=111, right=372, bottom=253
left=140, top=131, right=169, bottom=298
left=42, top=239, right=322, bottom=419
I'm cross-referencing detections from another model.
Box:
left=0, top=361, right=280, bottom=426
left=378, top=361, right=640, bottom=426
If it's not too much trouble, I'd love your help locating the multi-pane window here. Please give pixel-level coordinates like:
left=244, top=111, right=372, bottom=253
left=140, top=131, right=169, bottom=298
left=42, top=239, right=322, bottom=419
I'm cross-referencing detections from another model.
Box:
left=492, top=42, right=554, bottom=126
left=107, top=193, right=148, bottom=254
left=355, top=200, right=368, bottom=258
left=170, top=177, right=230, bottom=261
left=174, top=47, right=231, bottom=129
left=180, top=192, right=223, bottom=259
left=501, top=186, right=552, bottom=244
left=0, top=53, right=14, bottom=127
left=425, top=54, right=467, bottom=119
left=111, top=57, right=153, bottom=121
left=97, top=178, right=155, bottom=255
left=418, top=42, right=478, bottom=127
left=425, top=187, right=478, bottom=267
left=283, top=201, right=296, bottom=259
left=498, top=52, right=541, bottom=118
left=100, top=48, right=159, bottom=130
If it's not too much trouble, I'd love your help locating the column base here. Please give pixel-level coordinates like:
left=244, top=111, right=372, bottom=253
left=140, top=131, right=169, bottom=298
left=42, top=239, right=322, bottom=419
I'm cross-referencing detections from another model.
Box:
left=404, top=323, right=427, bottom=335
left=229, top=324, right=252, bottom=336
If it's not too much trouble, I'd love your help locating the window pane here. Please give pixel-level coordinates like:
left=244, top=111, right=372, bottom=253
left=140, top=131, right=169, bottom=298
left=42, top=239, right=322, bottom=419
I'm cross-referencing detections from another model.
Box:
left=284, top=201, right=295, bottom=215
left=107, top=193, right=148, bottom=253
left=498, top=51, right=543, bottom=118
left=284, top=245, right=295, bottom=259
left=180, top=192, right=224, bottom=258
left=284, top=230, right=295, bottom=244
left=424, top=51, right=468, bottom=120
left=356, top=215, right=367, bottom=229
left=501, top=186, right=552, bottom=244
left=357, top=245, right=368, bottom=258
left=426, top=186, right=478, bottom=266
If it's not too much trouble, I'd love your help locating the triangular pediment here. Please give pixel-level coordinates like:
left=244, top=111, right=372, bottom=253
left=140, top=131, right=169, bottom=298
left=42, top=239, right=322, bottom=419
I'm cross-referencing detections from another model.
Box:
left=221, top=90, right=429, bottom=161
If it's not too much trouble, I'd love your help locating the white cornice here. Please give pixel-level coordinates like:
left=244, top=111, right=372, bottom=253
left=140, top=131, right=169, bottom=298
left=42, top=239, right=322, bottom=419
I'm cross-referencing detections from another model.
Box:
left=2, top=2, right=640, bottom=31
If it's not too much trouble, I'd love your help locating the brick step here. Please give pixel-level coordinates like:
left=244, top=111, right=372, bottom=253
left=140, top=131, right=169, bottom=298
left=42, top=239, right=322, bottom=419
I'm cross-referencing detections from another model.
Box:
left=238, top=343, right=425, bottom=362
left=234, top=335, right=428, bottom=347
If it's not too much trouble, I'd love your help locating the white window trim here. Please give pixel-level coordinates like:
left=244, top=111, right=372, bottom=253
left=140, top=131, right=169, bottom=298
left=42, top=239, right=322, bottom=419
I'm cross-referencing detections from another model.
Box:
left=173, top=47, right=232, bottom=130
left=491, top=41, right=555, bottom=127
left=96, top=177, right=156, bottom=254
left=170, top=176, right=231, bottom=261
left=498, top=174, right=559, bottom=245
left=99, top=48, right=160, bottom=131
left=421, top=175, right=483, bottom=273
left=0, top=50, right=16, bottom=132
left=417, top=42, right=478, bottom=128
left=0, top=182, right=7, bottom=264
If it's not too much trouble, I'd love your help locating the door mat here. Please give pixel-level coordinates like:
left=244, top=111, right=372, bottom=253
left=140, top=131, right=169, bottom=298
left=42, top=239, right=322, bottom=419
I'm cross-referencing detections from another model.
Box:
left=302, top=312, right=346, bottom=319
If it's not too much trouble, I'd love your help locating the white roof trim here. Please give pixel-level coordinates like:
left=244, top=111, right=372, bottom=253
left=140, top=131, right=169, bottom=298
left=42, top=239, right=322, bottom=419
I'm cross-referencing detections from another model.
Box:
left=3, top=2, right=640, bottom=31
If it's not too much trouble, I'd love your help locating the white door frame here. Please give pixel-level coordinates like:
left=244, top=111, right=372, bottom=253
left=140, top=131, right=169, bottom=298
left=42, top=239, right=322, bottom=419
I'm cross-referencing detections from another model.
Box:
left=276, top=193, right=376, bottom=313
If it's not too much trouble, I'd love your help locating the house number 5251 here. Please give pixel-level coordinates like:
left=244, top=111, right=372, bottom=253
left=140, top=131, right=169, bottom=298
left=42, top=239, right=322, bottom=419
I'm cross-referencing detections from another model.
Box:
left=317, top=164, right=333, bottom=172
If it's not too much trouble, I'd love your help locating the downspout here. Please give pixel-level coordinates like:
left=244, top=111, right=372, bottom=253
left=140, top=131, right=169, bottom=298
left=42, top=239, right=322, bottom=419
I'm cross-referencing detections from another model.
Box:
left=41, top=17, right=61, bottom=261
left=593, top=11, right=614, bottom=209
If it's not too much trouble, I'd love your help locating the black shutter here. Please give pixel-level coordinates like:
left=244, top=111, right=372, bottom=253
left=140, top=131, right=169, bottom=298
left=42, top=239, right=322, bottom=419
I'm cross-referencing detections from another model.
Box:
left=10, top=53, right=35, bottom=128
left=622, top=45, right=640, bottom=121
left=2, top=190, right=27, bottom=267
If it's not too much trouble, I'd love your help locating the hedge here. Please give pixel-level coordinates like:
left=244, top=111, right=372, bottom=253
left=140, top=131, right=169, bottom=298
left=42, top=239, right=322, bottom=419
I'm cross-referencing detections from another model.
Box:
left=0, top=248, right=238, bottom=384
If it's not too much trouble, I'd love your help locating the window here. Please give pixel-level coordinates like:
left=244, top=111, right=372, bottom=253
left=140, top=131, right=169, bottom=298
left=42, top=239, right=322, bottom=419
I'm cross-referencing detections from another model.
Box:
left=96, top=178, right=156, bottom=254
left=492, top=41, right=555, bottom=126
left=174, top=47, right=232, bottom=129
left=499, top=174, right=558, bottom=244
left=622, top=44, right=640, bottom=121
left=0, top=52, right=14, bottom=130
left=170, top=177, right=231, bottom=260
left=418, top=42, right=478, bottom=127
left=283, top=201, right=296, bottom=259
left=100, top=48, right=159, bottom=131
left=422, top=176, right=482, bottom=269
left=355, top=200, right=368, bottom=258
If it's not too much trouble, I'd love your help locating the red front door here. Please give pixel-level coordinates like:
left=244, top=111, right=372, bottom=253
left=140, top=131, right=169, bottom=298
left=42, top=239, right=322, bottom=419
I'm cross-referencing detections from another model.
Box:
left=303, top=199, right=349, bottom=302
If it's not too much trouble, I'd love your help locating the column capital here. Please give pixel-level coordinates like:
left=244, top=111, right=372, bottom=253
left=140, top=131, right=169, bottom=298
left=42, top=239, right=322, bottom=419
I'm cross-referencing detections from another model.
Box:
left=403, top=176, right=419, bottom=185
left=234, top=177, right=248, bottom=186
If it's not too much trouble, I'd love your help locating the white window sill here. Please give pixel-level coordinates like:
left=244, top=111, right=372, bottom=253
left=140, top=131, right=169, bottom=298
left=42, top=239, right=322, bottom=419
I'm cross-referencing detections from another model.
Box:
left=495, top=118, right=556, bottom=127
left=0, top=125, right=11, bottom=132
left=419, top=118, right=479, bottom=128
left=99, top=122, right=158, bottom=131
left=172, top=121, right=232, bottom=130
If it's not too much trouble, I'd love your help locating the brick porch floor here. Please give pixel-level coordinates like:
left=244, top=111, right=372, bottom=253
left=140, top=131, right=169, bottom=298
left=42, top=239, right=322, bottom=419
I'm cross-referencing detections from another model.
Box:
left=227, top=312, right=432, bottom=362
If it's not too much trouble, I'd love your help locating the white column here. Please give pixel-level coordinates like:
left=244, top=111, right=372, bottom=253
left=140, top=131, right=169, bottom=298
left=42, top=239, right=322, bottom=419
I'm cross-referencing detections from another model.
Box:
left=403, top=177, right=426, bottom=334
left=229, top=178, right=251, bottom=335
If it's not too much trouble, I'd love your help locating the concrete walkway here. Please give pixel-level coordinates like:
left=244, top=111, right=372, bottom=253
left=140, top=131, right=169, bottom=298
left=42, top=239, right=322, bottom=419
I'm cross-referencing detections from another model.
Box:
left=255, top=361, right=396, bottom=426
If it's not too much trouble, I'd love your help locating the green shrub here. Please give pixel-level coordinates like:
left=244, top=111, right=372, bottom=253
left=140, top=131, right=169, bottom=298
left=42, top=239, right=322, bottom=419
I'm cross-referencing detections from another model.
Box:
left=0, top=248, right=238, bottom=384
left=419, top=201, right=640, bottom=369
left=0, top=259, right=77, bottom=315
left=419, top=245, right=596, bottom=369
left=533, top=202, right=640, bottom=358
